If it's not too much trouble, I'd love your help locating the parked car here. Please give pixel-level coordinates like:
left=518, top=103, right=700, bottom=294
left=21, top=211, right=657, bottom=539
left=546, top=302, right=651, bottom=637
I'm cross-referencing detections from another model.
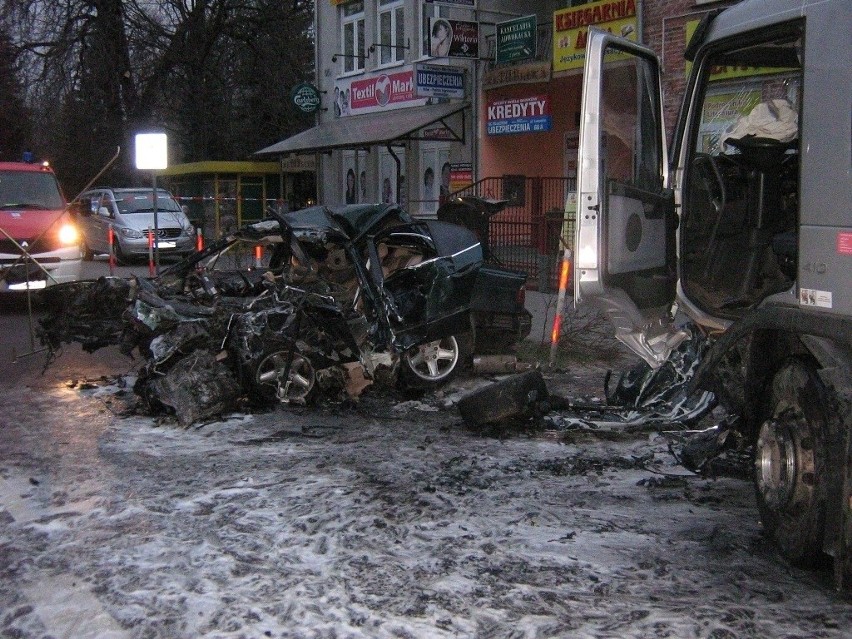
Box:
left=77, top=187, right=195, bottom=262
left=40, top=203, right=531, bottom=424
left=0, top=160, right=82, bottom=294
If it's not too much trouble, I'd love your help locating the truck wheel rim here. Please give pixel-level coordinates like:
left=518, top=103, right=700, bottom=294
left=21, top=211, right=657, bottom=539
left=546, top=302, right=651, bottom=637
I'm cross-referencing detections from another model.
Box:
left=755, top=416, right=800, bottom=511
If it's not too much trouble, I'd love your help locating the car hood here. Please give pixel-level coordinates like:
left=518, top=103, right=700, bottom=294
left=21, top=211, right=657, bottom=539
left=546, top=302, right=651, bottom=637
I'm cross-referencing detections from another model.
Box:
left=120, top=210, right=187, bottom=230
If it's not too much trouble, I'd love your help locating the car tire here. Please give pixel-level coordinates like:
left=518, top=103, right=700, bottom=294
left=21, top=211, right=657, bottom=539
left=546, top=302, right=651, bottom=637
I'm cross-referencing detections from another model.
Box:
left=82, top=240, right=94, bottom=261
left=457, top=369, right=549, bottom=430
left=400, top=335, right=463, bottom=387
left=250, top=349, right=317, bottom=404
left=111, top=239, right=127, bottom=265
left=754, top=358, right=829, bottom=568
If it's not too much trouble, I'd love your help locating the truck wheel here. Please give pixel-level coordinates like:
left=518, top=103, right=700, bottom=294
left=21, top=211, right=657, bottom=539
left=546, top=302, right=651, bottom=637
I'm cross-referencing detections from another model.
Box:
left=400, top=335, right=461, bottom=387
left=457, top=369, right=548, bottom=429
left=754, top=358, right=828, bottom=567
left=251, top=350, right=316, bottom=404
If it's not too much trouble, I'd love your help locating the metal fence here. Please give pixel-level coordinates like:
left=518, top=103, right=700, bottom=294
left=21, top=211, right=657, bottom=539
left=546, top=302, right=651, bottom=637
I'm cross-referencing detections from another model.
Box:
left=453, top=176, right=576, bottom=290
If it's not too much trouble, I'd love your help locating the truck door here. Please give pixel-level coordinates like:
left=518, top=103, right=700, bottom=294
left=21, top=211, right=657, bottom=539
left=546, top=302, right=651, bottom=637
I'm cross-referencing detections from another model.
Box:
left=574, top=29, right=683, bottom=367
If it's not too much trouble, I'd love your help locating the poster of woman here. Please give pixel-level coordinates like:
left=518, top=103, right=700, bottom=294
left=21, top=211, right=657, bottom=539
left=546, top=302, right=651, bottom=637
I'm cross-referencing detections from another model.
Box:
left=345, top=168, right=357, bottom=204
left=430, top=19, right=452, bottom=57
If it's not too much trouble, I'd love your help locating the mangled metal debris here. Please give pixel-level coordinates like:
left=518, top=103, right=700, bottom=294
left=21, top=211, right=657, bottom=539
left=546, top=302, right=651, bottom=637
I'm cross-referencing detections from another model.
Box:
left=39, top=204, right=531, bottom=426
left=458, top=326, right=725, bottom=448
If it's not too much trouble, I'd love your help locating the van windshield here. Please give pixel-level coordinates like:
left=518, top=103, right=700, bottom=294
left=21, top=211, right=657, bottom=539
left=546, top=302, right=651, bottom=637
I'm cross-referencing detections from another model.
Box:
left=115, top=192, right=182, bottom=214
left=0, top=170, right=65, bottom=210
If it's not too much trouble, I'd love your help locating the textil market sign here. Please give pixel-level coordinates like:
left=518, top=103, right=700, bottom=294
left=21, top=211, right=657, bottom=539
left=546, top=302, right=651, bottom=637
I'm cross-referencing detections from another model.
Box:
left=553, top=0, right=638, bottom=72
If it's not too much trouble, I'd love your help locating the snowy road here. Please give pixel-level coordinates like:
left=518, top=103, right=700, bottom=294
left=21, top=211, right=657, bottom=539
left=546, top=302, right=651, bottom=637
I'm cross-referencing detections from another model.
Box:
left=1, top=343, right=851, bottom=638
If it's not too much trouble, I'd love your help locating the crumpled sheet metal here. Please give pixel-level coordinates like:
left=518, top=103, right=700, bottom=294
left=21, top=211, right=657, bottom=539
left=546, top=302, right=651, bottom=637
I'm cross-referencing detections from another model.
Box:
left=142, top=351, right=241, bottom=428
left=547, top=326, right=716, bottom=431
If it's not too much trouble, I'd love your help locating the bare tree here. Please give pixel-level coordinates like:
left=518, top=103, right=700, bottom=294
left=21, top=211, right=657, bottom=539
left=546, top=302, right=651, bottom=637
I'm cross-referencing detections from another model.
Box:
left=3, top=0, right=314, bottom=193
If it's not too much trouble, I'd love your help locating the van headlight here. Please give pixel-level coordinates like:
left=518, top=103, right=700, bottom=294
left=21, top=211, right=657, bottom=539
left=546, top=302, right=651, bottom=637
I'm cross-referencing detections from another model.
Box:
left=58, top=223, right=80, bottom=246
left=183, top=226, right=195, bottom=237
left=119, top=228, right=144, bottom=239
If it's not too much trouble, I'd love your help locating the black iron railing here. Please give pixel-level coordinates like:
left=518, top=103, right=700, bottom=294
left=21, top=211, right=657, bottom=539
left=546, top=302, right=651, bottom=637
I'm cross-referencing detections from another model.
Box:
left=452, top=176, right=576, bottom=290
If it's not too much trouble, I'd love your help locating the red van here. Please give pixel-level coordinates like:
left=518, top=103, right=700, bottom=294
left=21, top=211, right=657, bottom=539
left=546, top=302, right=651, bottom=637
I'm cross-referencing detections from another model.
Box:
left=0, top=161, right=82, bottom=293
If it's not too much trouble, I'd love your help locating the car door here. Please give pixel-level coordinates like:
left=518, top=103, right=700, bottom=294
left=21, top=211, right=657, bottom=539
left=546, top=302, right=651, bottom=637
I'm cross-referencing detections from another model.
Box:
left=84, top=190, right=109, bottom=253
left=369, top=220, right=482, bottom=343
left=574, top=29, right=685, bottom=367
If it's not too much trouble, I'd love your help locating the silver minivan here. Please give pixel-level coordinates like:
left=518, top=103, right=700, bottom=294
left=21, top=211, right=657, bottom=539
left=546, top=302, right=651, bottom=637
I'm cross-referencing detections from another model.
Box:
left=79, top=187, right=195, bottom=262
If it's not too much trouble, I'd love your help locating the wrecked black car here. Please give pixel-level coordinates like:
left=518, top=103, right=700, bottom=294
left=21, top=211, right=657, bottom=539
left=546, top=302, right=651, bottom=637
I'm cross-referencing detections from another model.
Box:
left=39, top=203, right=531, bottom=425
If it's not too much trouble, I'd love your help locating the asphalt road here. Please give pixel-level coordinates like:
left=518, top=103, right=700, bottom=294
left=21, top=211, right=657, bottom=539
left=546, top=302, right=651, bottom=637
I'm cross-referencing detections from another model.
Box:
left=0, top=258, right=149, bottom=389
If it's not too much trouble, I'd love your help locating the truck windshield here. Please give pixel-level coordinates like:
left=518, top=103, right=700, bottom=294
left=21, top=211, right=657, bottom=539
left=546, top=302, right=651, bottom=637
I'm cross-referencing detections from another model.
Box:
left=0, top=170, right=65, bottom=210
left=115, top=192, right=183, bottom=214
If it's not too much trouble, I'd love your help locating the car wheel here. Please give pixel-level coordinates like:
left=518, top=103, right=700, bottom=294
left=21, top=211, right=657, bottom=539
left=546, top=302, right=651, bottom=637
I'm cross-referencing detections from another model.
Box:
left=251, top=350, right=316, bottom=404
left=111, top=239, right=127, bottom=265
left=82, top=240, right=94, bottom=261
left=400, top=335, right=461, bottom=387
left=457, top=369, right=549, bottom=430
left=754, top=358, right=829, bottom=568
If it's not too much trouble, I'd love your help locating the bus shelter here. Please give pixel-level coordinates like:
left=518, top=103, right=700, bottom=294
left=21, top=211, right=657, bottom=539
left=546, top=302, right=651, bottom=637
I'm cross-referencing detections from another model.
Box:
left=157, top=159, right=316, bottom=241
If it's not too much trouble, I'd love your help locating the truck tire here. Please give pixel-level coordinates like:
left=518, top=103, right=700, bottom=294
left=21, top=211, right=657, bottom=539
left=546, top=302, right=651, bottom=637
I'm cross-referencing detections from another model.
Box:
left=754, top=358, right=828, bottom=567
left=400, top=335, right=463, bottom=387
left=457, top=369, right=548, bottom=430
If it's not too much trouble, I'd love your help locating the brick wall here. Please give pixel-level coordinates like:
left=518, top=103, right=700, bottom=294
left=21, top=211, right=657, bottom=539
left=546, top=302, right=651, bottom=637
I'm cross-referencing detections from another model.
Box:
left=641, top=0, right=738, bottom=143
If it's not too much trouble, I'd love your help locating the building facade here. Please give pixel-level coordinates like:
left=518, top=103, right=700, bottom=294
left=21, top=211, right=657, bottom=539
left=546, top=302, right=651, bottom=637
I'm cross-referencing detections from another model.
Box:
left=258, top=0, right=738, bottom=282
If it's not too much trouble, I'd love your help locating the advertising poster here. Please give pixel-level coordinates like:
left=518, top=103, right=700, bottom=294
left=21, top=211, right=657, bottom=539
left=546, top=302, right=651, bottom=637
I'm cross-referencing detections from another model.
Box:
left=552, top=0, right=638, bottom=72
left=429, top=18, right=479, bottom=59
left=448, top=163, right=473, bottom=195
left=334, top=68, right=427, bottom=117
left=486, top=95, right=552, bottom=136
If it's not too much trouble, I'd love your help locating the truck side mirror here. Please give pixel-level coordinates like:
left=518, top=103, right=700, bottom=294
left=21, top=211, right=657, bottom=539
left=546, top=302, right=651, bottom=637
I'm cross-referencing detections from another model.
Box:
left=98, top=206, right=112, bottom=218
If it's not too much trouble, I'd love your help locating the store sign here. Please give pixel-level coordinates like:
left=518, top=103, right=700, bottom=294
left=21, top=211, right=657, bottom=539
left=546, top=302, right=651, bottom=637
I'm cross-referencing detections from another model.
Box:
left=482, top=60, right=551, bottom=90
left=496, top=15, right=536, bottom=64
left=429, top=18, right=479, bottom=59
left=415, top=63, right=465, bottom=99
left=486, top=95, right=551, bottom=136
left=449, top=163, right=473, bottom=193
left=335, top=68, right=427, bottom=117
left=290, top=83, right=321, bottom=114
left=553, top=0, right=638, bottom=72
left=425, top=0, right=476, bottom=7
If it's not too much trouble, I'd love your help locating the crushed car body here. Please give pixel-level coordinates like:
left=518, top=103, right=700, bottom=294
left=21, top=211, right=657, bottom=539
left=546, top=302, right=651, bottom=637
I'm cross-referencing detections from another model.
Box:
left=39, top=203, right=532, bottom=425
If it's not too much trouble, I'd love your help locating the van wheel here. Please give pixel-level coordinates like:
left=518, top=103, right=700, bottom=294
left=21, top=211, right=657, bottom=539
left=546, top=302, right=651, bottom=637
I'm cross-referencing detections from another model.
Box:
left=82, top=240, right=94, bottom=261
left=754, top=359, right=828, bottom=567
left=111, top=240, right=127, bottom=265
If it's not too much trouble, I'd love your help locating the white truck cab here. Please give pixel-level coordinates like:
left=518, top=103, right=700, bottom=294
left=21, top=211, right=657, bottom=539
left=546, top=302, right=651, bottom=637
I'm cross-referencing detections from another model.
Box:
left=574, top=0, right=851, bottom=587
